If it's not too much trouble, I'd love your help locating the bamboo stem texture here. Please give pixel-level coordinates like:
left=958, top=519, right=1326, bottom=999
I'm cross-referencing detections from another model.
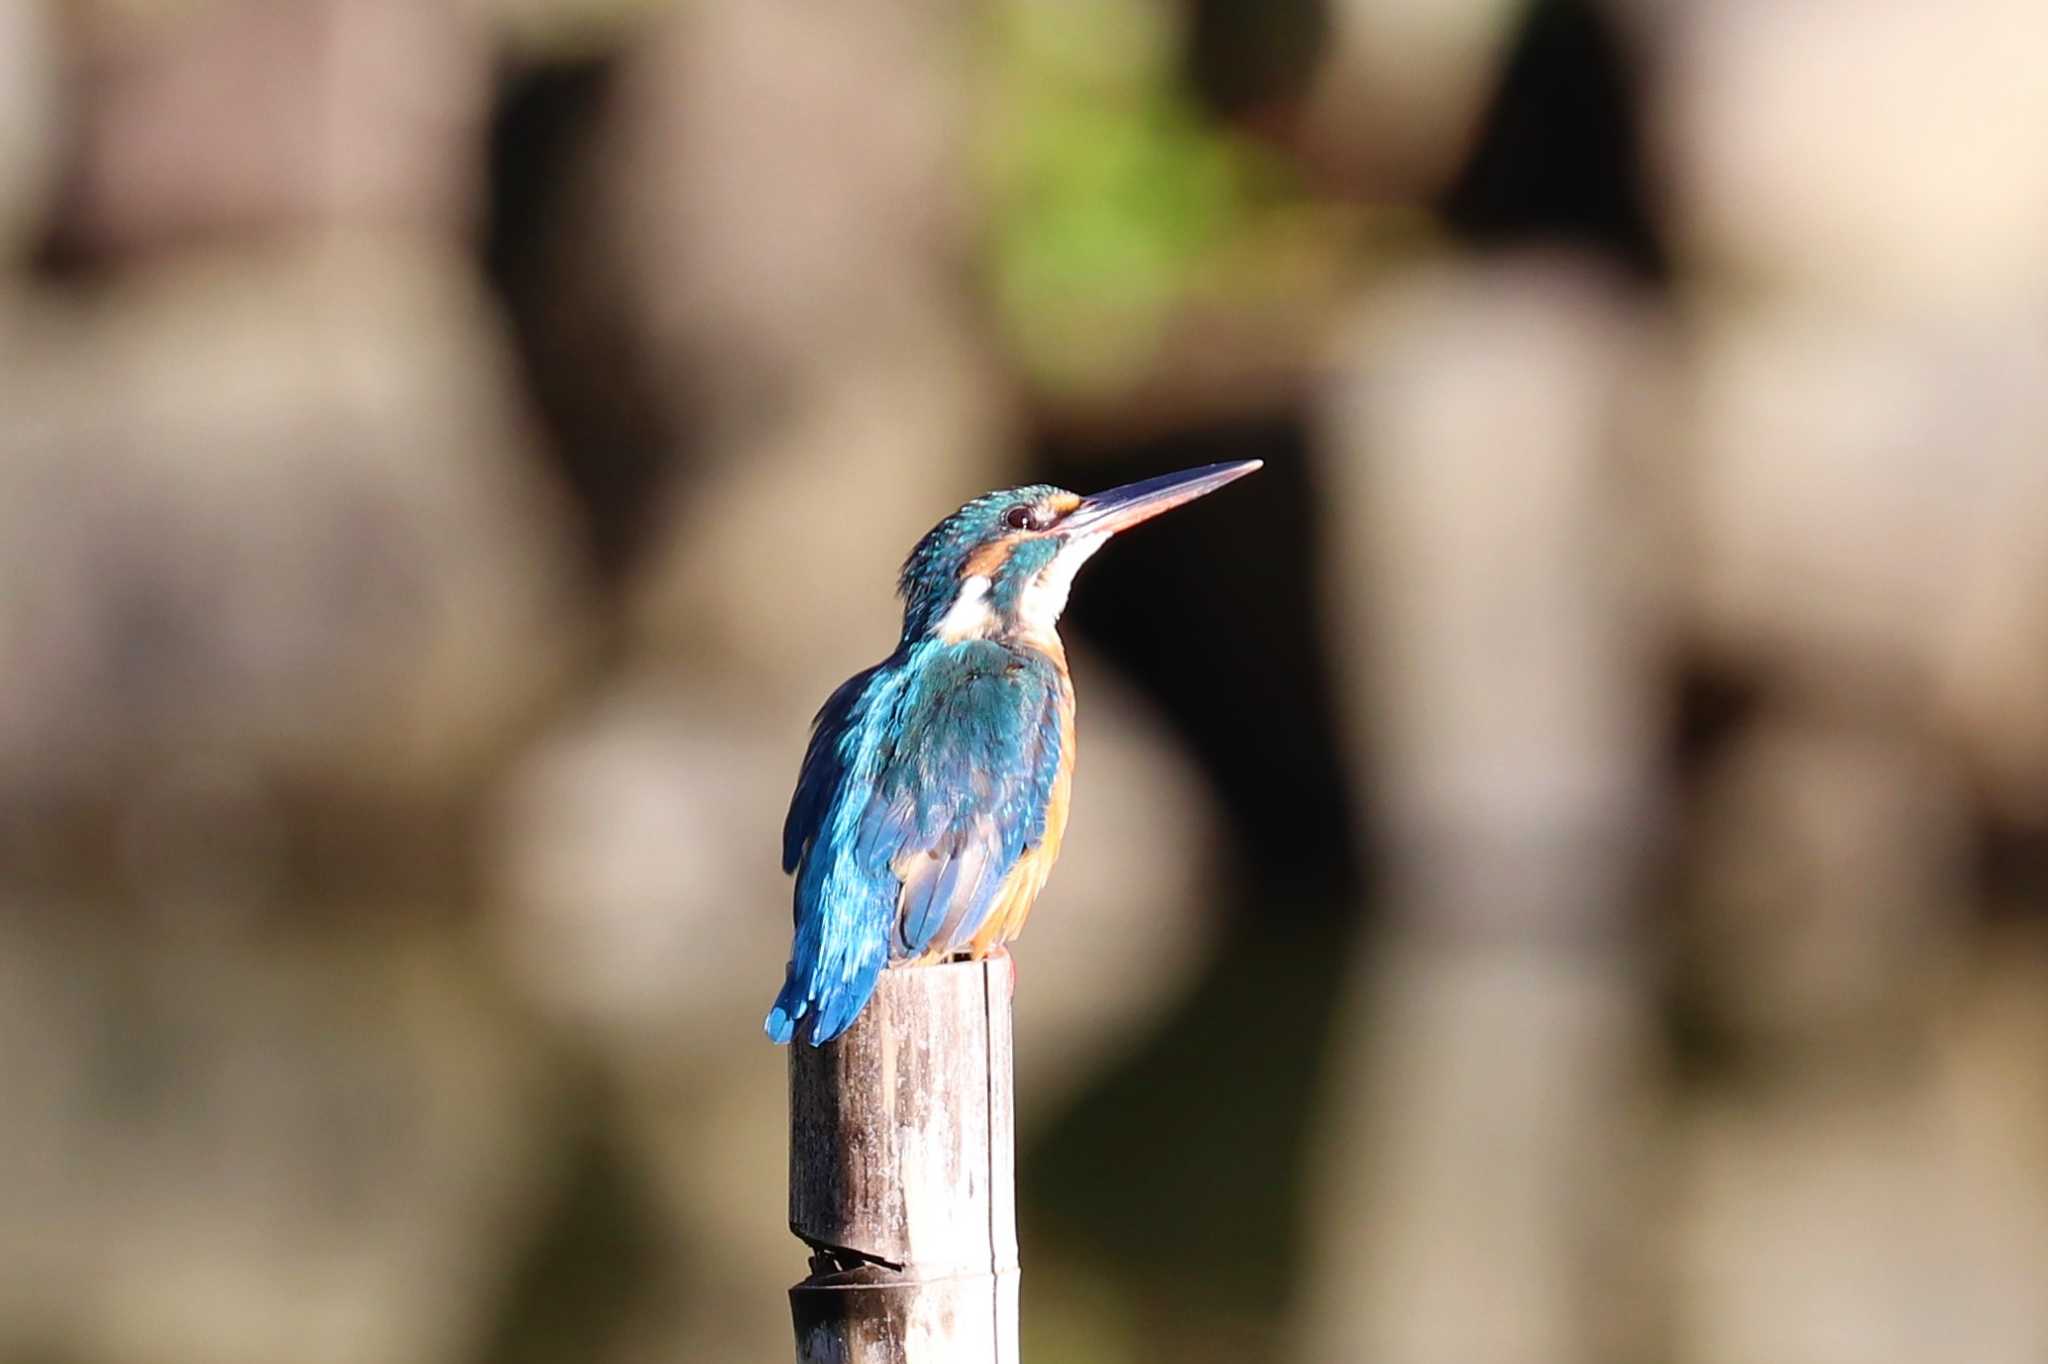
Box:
left=788, top=954, right=1018, bottom=1364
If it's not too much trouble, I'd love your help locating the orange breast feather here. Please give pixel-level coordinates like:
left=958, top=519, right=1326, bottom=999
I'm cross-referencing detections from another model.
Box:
left=968, top=689, right=1074, bottom=956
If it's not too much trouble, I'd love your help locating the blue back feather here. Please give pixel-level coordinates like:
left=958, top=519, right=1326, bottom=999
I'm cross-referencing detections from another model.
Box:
left=765, top=638, right=1066, bottom=1045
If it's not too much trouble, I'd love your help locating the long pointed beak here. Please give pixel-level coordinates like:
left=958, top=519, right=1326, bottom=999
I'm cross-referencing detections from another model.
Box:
left=1061, top=460, right=1263, bottom=538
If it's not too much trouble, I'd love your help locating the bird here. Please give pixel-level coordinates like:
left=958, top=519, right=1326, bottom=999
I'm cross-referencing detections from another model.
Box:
left=765, top=459, right=1262, bottom=1046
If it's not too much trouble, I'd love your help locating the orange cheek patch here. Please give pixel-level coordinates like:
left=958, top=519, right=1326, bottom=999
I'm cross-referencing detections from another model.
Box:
left=963, top=539, right=1012, bottom=579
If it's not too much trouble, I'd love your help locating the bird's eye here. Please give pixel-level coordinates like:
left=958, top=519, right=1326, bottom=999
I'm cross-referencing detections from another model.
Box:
left=1003, top=504, right=1036, bottom=531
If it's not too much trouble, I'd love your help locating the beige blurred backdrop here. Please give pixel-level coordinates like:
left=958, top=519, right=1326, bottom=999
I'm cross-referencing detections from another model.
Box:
left=2, top=1, right=2047, bottom=1362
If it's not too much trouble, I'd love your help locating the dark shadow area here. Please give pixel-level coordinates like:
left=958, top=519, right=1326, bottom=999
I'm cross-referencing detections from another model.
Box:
left=1438, top=0, right=1668, bottom=281
left=1184, top=0, right=1329, bottom=119
left=486, top=58, right=682, bottom=582
left=1041, top=420, right=1366, bottom=913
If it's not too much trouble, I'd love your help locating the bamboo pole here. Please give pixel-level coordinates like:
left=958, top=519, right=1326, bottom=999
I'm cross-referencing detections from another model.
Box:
left=787, top=954, right=1019, bottom=1364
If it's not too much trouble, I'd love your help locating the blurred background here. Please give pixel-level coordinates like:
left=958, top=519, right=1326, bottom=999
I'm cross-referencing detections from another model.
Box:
left=3, top=0, right=2048, bottom=1361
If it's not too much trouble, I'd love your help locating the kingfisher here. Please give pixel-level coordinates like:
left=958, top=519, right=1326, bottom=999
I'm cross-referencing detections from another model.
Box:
left=765, top=460, right=1262, bottom=1045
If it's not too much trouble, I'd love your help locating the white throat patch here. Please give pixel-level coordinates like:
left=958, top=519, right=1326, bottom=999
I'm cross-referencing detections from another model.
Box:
left=935, top=574, right=994, bottom=641
left=1020, top=532, right=1109, bottom=634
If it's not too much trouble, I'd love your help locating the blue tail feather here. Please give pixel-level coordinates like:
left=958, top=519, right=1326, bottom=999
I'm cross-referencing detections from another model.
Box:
left=763, top=982, right=803, bottom=1045
left=763, top=938, right=889, bottom=1047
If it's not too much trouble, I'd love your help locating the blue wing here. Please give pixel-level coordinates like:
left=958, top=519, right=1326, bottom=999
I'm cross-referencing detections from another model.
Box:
left=765, top=641, right=1065, bottom=1045
left=782, top=663, right=884, bottom=877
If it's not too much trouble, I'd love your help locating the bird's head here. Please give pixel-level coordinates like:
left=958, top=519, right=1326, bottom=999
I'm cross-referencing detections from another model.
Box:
left=897, top=460, right=1262, bottom=646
